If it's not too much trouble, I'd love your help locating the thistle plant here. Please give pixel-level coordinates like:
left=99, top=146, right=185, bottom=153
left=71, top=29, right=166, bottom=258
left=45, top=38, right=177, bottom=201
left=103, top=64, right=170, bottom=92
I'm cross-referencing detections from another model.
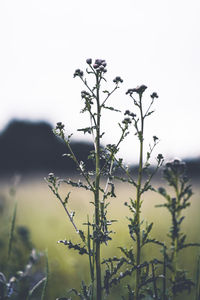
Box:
left=105, top=86, right=164, bottom=299
left=157, top=159, right=200, bottom=299
left=45, top=59, right=200, bottom=300
left=46, top=58, right=127, bottom=300
left=126, top=87, right=163, bottom=298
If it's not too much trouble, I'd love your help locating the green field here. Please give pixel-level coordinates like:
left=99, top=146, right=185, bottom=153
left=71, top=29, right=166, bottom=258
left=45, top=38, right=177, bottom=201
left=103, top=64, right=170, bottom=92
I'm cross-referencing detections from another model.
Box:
left=0, top=176, right=200, bottom=299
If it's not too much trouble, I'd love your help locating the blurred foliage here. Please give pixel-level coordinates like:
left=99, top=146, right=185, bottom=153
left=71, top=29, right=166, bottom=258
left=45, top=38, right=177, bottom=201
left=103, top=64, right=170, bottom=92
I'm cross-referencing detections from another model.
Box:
left=0, top=179, right=200, bottom=299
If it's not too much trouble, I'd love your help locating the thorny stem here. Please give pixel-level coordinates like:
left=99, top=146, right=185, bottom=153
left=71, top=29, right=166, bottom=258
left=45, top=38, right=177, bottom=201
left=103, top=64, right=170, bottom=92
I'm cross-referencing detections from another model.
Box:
left=95, top=73, right=102, bottom=300
left=151, top=262, right=158, bottom=300
left=162, top=245, right=167, bottom=300
left=171, top=176, right=180, bottom=299
left=135, top=94, right=144, bottom=299
left=102, top=159, right=114, bottom=201
left=87, top=215, right=95, bottom=297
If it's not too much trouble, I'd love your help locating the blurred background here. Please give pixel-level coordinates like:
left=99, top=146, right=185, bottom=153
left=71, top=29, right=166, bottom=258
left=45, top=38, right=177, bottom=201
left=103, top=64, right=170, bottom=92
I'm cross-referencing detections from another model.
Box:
left=0, top=0, right=200, bottom=299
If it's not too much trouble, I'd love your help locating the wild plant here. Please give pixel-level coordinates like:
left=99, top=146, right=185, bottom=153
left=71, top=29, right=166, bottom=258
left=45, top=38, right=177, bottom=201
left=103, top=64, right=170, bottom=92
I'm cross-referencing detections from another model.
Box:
left=102, top=86, right=165, bottom=299
left=46, top=58, right=127, bottom=300
left=0, top=182, right=48, bottom=300
left=46, top=59, right=200, bottom=300
left=0, top=249, right=47, bottom=300
left=157, top=159, right=200, bottom=299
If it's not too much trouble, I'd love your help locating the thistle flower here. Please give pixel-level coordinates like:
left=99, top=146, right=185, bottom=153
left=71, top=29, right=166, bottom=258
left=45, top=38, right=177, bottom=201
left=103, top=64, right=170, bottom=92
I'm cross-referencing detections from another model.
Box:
left=165, top=159, right=186, bottom=175
left=113, top=76, right=123, bottom=84
left=151, top=92, right=159, bottom=99
left=124, top=110, right=136, bottom=118
left=157, top=153, right=164, bottom=163
left=95, top=59, right=104, bottom=65
left=153, top=136, right=159, bottom=142
left=133, top=85, right=147, bottom=95
left=93, top=59, right=107, bottom=72
left=122, top=117, right=132, bottom=124
left=126, top=85, right=147, bottom=96
left=73, top=69, right=84, bottom=78
left=81, top=90, right=90, bottom=98
left=86, top=58, right=92, bottom=64
left=56, top=122, right=65, bottom=130
left=48, top=173, right=54, bottom=179
left=126, top=89, right=134, bottom=95
left=93, top=64, right=99, bottom=69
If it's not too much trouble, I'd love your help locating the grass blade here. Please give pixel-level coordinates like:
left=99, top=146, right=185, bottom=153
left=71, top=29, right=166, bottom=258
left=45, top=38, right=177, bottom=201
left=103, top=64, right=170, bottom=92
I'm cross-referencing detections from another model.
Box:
left=8, top=201, right=17, bottom=260
left=41, top=249, right=49, bottom=300
left=27, top=277, right=46, bottom=300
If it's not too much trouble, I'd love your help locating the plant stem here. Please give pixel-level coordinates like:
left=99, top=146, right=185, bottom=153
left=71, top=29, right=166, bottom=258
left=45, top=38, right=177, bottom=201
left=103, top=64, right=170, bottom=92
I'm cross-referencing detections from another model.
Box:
left=8, top=200, right=17, bottom=261
left=95, top=73, right=102, bottom=300
left=87, top=216, right=94, bottom=298
left=172, top=176, right=180, bottom=299
left=135, top=95, right=144, bottom=299
left=152, top=262, right=158, bottom=300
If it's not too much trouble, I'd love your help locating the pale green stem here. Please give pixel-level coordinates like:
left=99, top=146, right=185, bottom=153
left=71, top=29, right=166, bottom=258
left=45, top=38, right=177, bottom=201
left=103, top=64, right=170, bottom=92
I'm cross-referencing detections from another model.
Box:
left=135, top=94, right=144, bottom=299
left=95, top=73, right=102, bottom=300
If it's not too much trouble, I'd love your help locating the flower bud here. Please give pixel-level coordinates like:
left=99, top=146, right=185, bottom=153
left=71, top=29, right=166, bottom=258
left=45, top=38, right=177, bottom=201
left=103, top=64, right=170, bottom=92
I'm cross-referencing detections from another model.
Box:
left=113, top=76, right=123, bottom=84
left=132, top=85, right=147, bottom=95
left=73, top=69, right=84, bottom=78
left=151, top=92, right=159, bottom=99
left=86, top=58, right=92, bottom=64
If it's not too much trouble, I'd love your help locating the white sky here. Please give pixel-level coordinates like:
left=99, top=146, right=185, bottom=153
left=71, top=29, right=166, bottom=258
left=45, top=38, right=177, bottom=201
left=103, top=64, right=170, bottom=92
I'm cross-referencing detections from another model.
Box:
left=0, top=0, right=200, bottom=163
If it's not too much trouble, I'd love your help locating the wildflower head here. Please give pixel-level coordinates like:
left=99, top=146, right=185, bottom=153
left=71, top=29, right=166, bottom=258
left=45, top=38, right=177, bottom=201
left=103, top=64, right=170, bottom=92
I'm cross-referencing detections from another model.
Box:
left=113, top=76, right=123, bottom=84
left=153, top=136, right=159, bottom=142
left=73, top=69, right=84, bottom=78
left=157, top=153, right=164, bottom=164
left=124, top=110, right=136, bottom=119
left=126, top=85, right=147, bottom=96
left=86, top=58, right=92, bottom=65
left=93, top=59, right=107, bottom=73
left=164, top=158, right=186, bottom=177
left=47, top=172, right=55, bottom=184
left=81, top=90, right=91, bottom=98
left=56, top=122, right=65, bottom=130
left=122, top=117, right=132, bottom=125
left=151, top=92, right=159, bottom=99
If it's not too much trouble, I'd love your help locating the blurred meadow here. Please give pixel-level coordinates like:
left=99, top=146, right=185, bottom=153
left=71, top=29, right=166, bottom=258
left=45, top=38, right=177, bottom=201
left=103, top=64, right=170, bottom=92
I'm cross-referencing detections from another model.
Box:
left=1, top=175, right=199, bottom=299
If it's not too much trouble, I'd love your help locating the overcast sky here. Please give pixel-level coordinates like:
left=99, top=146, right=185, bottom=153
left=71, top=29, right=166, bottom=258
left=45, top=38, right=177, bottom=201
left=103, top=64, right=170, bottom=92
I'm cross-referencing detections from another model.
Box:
left=0, top=0, right=200, bottom=163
